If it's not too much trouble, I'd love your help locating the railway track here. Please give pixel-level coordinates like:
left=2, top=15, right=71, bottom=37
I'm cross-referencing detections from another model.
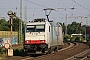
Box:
left=4, top=42, right=89, bottom=60
left=64, top=48, right=90, bottom=60
left=7, top=42, right=72, bottom=60
left=59, top=42, right=78, bottom=52
left=30, top=42, right=89, bottom=60
left=21, top=42, right=79, bottom=60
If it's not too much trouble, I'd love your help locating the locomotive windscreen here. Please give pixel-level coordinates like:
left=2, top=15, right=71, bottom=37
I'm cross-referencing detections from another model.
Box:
left=26, top=25, right=45, bottom=32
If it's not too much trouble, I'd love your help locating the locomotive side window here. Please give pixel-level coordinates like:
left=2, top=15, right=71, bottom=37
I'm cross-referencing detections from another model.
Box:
left=26, top=25, right=45, bottom=32
left=49, top=26, right=50, bottom=32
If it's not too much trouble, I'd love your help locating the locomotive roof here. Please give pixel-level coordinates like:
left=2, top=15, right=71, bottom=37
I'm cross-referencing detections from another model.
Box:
left=27, top=18, right=62, bottom=27
left=33, top=18, right=46, bottom=22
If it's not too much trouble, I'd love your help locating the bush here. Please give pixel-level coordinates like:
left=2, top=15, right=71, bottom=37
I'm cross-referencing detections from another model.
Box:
left=75, top=37, right=80, bottom=42
left=75, top=36, right=85, bottom=42
left=70, top=37, right=75, bottom=42
left=13, top=48, right=26, bottom=56
left=0, top=48, right=4, bottom=54
left=64, top=35, right=72, bottom=42
left=64, top=36, right=68, bottom=42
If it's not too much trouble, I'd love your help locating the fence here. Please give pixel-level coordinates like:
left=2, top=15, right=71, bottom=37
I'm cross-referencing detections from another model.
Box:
left=0, top=31, right=18, bottom=46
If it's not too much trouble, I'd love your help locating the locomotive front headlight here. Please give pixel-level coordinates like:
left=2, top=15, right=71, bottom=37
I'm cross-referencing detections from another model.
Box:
left=27, top=41, right=29, bottom=43
left=42, top=41, right=44, bottom=43
left=40, top=40, right=45, bottom=43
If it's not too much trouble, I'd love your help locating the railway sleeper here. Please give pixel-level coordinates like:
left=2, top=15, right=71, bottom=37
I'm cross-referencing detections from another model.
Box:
left=74, top=54, right=90, bottom=58
left=74, top=48, right=90, bottom=58
left=73, top=42, right=77, bottom=45
left=74, top=53, right=90, bottom=58
left=74, top=55, right=85, bottom=58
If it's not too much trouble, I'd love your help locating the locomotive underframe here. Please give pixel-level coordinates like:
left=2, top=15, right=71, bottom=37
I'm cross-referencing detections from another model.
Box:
left=24, top=44, right=63, bottom=54
left=24, top=44, right=48, bottom=53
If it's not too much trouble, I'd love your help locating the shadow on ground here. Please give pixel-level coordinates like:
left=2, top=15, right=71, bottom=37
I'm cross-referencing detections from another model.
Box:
left=13, top=49, right=27, bottom=56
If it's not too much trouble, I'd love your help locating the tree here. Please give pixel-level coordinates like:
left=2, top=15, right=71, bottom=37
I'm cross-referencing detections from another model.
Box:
left=8, top=13, right=24, bottom=31
left=81, top=25, right=85, bottom=34
left=67, top=21, right=85, bottom=34
left=12, top=17, right=20, bottom=31
left=0, top=19, right=10, bottom=31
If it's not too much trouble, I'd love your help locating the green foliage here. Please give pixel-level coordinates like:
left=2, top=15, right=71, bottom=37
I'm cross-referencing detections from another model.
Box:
left=64, top=35, right=71, bottom=42
left=74, top=36, right=85, bottom=42
left=81, top=25, right=85, bottom=34
left=13, top=48, right=26, bottom=56
left=12, top=17, right=20, bottom=31
left=67, top=22, right=80, bottom=34
left=70, top=37, right=75, bottom=42
left=0, top=48, right=4, bottom=54
left=75, top=37, right=80, bottom=42
left=64, top=36, right=68, bottom=42
left=0, top=19, right=10, bottom=31
left=64, top=35, right=85, bottom=42
left=66, top=21, right=85, bottom=35
left=0, top=17, right=24, bottom=31
left=8, top=17, right=24, bottom=32
left=58, top=22, right=62, bottom=25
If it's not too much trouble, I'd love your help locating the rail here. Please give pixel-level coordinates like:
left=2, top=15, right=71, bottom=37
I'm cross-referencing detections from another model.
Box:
left=64, top=48, right=90, bottom=60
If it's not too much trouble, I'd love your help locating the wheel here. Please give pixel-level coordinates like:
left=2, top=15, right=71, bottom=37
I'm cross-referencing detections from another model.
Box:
left=47, top=48, right=52, bottom=54
left=54, top=46, right=58, bottom=52
left=42, top=50, right=45, bottom=53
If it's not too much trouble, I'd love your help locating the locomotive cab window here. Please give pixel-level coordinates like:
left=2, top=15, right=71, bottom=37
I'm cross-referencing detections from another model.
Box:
left=26, top=26, right=35, bottom=32
left=36, top=25, right=45, bottom=32
left=26, top=25, right=45, bottom=32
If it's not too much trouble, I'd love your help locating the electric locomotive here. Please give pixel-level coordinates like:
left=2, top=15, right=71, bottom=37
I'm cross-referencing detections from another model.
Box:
left=24, top=18, right=64, bottom=54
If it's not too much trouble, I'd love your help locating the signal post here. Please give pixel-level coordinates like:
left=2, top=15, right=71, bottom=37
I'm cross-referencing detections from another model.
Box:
left=7, top=11, right=16, bottom=56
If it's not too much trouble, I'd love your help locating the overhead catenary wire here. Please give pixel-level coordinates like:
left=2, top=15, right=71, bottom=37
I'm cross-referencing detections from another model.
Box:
left=59, top=0, right=68, bottom=8
left=24, top=0, right=64, bottom=16
left=57, top=0, right=75, bottom=17
left=71, top=0, right=90, bottom=12
left=0, top=0, right=65, bottom=18
left=54, top=10, right=64, bottom=16
left=25, top=0, right=46, bottom=8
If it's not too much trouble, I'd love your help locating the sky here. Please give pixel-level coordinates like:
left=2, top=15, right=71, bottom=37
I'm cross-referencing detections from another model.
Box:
left=0, top=0, right=90, bottom=25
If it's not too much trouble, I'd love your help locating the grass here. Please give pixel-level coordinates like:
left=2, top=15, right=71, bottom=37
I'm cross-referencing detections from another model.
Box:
left=0, top=53, right=6, bottom=58
left=0, top=44, right=24, bottom=57
left=0, top=48, right=6, bottom=60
